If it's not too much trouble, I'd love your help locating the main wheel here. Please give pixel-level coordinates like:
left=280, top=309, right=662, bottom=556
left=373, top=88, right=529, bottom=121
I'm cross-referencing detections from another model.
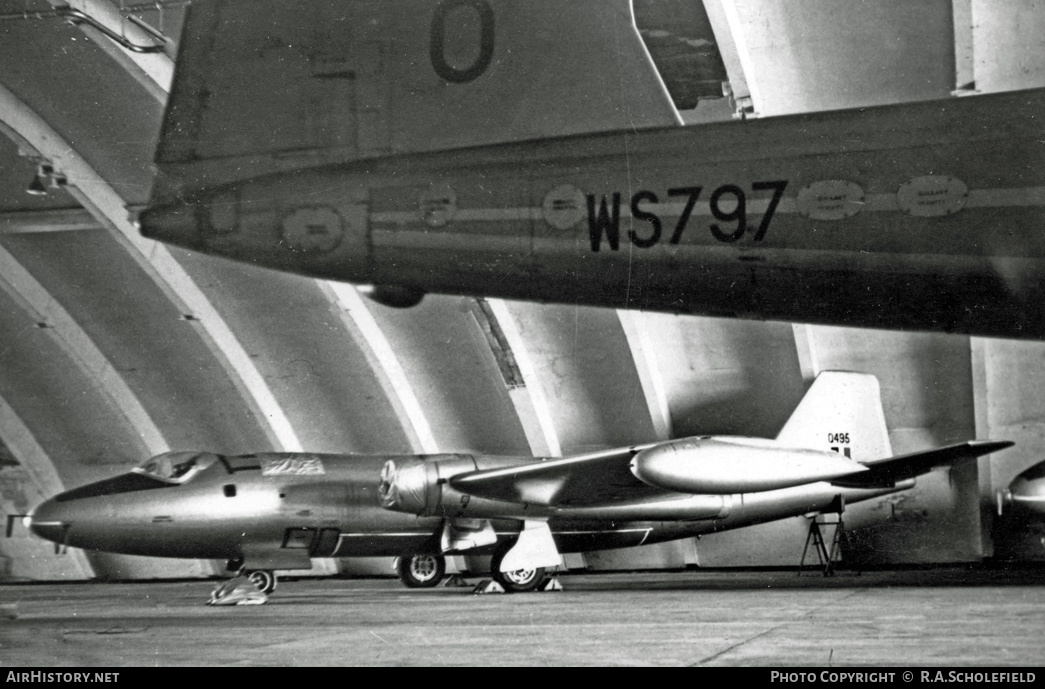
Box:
left=490, top=542, right=547, bottom=593
left=245, top=569, right=277, bottom=594
left=397, top=554, right=446, bottom=588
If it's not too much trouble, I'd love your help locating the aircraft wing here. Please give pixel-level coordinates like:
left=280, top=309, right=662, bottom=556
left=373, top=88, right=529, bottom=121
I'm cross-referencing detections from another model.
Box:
left=451, top=439, right=1015, bottom=505
left=830, top=440, right=1014, bottom=488
left=449, top=445, right=664, bottom=507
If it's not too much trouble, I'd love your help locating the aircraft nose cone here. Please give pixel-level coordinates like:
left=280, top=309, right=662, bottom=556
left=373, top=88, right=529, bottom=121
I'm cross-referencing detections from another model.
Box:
left=28, top=498, right=68, bottom=543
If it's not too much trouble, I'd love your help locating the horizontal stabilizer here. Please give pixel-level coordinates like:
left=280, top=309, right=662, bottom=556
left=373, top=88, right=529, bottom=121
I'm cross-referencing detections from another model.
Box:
left=449, top=445, right=660, bottom=507
left=831, top=440, right=1014, bottom=488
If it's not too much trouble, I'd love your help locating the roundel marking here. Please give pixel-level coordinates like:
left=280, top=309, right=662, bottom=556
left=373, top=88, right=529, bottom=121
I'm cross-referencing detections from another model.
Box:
left=542, top=184, right=587, bottom=230
left=281, top=207, right=344, bottom=253
left=419, top=184, right=458, bottom=227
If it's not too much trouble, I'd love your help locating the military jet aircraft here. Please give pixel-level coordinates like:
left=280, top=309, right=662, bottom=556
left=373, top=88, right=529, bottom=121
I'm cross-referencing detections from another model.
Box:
left=139, top=0, right=1045, bottom=339
left=26, top=372, right=1012, bottom=593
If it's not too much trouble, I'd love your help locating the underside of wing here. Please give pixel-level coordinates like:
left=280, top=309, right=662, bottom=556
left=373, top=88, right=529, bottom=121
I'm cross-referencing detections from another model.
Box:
left=449, top=445, right=664, bottom=507
left=831, top=440, right=1014, bottom=488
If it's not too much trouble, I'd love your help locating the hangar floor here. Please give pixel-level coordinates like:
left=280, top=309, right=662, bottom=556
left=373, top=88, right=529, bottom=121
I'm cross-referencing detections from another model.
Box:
left=2, top=566, right=1044, bottom=667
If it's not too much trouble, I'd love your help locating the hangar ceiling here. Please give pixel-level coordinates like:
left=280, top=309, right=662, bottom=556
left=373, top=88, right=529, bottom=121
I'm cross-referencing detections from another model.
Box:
left=1, top=0, right=1043, bottom=582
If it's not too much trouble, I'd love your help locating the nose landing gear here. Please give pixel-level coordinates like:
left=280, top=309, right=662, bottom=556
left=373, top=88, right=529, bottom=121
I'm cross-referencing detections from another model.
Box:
left=244, top=569, right=278, bottom=594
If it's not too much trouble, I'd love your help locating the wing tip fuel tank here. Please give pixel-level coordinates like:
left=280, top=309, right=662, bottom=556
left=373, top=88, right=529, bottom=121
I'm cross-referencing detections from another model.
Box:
left=629, top=437, right=867, bottom=494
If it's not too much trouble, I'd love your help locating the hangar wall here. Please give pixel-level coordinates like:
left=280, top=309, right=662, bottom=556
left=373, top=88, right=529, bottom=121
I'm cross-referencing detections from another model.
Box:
left=1, top=0, right=1044, bottom=583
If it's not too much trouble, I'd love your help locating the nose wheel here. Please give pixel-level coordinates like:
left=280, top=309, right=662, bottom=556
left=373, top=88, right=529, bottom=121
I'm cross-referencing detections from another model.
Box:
left=244, top=569, right=277, bottom=594
left=397, top=554, right=446, bottom=588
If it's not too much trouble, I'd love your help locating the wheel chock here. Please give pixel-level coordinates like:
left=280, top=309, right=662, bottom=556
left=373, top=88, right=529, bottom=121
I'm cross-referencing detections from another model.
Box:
left=472, top=579, right=505, bottom=594
left=443, top=574, right=470, bottom=588
left=538, top=577, right=563, bottom=592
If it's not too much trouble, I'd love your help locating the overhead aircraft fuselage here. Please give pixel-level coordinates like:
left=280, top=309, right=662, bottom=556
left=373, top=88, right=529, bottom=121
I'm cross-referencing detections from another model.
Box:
left=29, top=449, right=905, bottom=582
left=141, top=88, right=1045, bottom=339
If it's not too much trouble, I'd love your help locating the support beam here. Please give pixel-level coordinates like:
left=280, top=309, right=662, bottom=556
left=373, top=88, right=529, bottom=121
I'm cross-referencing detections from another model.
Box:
left=712, top=0, right=955, bottom=116
left=0, top=82, right=302, bottom=452
left=970, top=0, right=1045, bottom=92
left=322, top=283, right=439, bottom=454
left=617, top=310, right=672, bottom=441
left=969, top=336, right=994, bottom=556
left=791, top=323, right=821, bottom=384
left=952, top=0, right=975, bottom=91
left=0, top=244, right=168, bottom=455
left=702, top=0, right=753, bottom=113
left=484, top=299, right=561, bottom=457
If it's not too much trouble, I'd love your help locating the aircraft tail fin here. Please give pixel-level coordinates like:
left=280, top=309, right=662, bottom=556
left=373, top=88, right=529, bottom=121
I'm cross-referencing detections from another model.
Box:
left=775, top=372, right=892, bottom=463
left=155, top=0, right=680, bottom=196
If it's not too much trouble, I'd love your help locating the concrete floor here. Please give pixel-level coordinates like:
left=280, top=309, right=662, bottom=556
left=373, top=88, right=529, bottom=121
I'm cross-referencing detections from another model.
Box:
left=2, top=566, right=1044, bottom=667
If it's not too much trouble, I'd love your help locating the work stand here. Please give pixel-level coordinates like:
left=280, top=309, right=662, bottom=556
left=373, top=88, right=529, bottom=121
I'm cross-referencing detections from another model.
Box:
left=799, top=512, right=849, bottom=576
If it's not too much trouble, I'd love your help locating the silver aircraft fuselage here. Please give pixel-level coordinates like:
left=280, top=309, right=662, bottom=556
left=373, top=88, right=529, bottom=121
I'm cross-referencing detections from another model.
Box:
left=141, top=88, right=1045, bottom=339
left=28, top=451, right=905, bottom=571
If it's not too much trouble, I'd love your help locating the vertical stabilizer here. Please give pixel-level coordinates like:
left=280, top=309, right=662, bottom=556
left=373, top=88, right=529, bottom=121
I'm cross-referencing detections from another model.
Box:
left=155, top=0, right=680, bottom=196
left=775, top=372, right=892, bottom=462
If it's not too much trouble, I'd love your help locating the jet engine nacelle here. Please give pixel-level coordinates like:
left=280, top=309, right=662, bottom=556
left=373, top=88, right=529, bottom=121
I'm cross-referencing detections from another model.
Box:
left=629, top=437, right=866, bottom=494
left=379, top=455, right=468, bottom=517
left=378, top=454, right=530, bottom=519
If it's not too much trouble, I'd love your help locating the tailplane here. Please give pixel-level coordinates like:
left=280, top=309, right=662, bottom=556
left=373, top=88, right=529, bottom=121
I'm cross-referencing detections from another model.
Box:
left=776, top=372, right=892, bottom=462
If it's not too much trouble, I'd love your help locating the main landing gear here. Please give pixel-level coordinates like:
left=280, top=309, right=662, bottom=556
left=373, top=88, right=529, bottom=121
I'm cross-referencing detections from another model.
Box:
left=396, top=554, right=446, bottom=588
left=398, top=534, right=558, bottom=593
left=490, top=540, right=547, bottom=593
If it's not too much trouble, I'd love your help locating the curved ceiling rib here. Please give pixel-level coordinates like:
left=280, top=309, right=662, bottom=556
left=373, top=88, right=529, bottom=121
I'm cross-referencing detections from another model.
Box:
left=44, top=0, right=174, bottom=103
left=484, top=298, right=561, bottom=457
left=617, top=310, right=673, bottom=441
left=0, top=395, right=94, bottom=578
left=322, top=282, right=439, bottom=454
left=72, top=24, right=443, bottom=457
left=791, top=322, right=821, bottom=383
left=701, top=0, right=752, bottom=115
left=0, top=82, right=302, bottom=452
left=0, top=243, right=168, bottom=455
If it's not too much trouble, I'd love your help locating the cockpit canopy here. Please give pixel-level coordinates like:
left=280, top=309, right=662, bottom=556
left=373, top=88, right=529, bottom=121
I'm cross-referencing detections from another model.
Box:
left=133, top=451, right=218, bottom=484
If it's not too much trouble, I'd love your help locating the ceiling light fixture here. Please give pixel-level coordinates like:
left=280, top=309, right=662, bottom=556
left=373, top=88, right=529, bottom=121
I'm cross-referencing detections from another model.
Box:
left=25, top=174, right=47, bottom=196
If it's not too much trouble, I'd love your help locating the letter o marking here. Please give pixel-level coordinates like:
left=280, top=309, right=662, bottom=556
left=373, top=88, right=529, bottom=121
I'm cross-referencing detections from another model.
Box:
left=430, top=0, right=495, bottom=84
